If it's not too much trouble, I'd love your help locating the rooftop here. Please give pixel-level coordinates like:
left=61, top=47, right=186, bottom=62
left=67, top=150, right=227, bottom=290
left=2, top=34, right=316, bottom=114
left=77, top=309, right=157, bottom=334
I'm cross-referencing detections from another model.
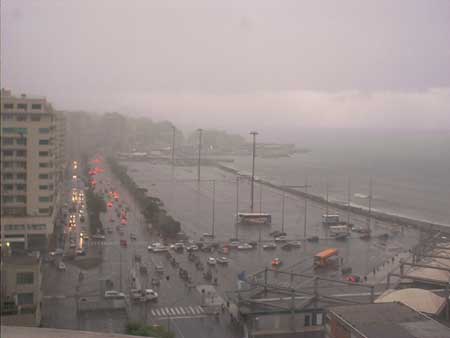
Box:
left=329, top=302, right=450, bottom=338
left=1, top=326, right=151, bottom=338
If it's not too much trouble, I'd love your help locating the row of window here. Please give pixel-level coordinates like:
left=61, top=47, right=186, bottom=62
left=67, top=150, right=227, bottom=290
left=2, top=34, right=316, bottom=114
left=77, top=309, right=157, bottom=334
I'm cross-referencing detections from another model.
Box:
left=2, top=137, right=27, bottom=145
left=1, top=114, right=43, bottom=122
left=3, top=224, right=47, bottom=231
left=2, top=183, right=26, bottom=191
left=1, top=206, right=51, bottom=216
left=2, top=161, right=26, bottom=169
left=2, top=173, right=27, bottom=180
left=3, top=102, right=42, bottom=110
left=2, top=195, right=27, bottom=203
left=2, top=127, right=52, bottom=134
left=2, top=150, right=27, bottom=157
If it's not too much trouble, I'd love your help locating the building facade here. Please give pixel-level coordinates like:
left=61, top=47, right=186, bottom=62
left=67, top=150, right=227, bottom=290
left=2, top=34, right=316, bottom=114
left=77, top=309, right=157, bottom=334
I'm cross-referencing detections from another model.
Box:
left=1, top=89, right=65, bottom=251
left=0, top=254, right=42, bottom=327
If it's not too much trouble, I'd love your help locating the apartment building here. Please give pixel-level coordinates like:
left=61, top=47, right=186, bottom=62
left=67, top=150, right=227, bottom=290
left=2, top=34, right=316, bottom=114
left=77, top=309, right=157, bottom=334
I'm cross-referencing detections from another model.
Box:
left=1, top=89, right=65, bottom=251
left=0, top=254, right=42, bottom=327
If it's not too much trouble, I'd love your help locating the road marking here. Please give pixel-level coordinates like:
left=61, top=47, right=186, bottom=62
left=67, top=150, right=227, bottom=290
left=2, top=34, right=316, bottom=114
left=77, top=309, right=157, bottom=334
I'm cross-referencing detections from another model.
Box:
left=160, top=308, right=166, bottom=315
left=188, top=306, right=196, bottom=314
left=196, top=306, right=204, bottom=313
left=174, top=307, right=181, bottom=315
left=170, top=308, right=176, bottom=315
left=151, top=310, right=156, bottom=316
left=179, top=307, right=186, bottom=315
left=157, top=315, right=209, bottom=320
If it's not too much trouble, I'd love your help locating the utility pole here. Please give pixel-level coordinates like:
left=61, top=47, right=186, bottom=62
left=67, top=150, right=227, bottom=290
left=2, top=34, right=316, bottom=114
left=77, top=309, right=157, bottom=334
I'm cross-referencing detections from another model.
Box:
left=259, top=183, right=263, bottom=213
left=212, top=180, right=215, bottom=238
left=304, top=176, right=308, bottom=238
left=368, top=177, right=373, bottom=232
left=347, top=177, right=351, bottom=226
left=197, top=128, right=203, bottom=183
left=325, top=180, right=329, bottom=216
left=281, top=192, right=285, bottom=233
left=250, top=131, right=258, bottom=212
left=171, top=125, right=176, bottom=165
left=235, top=177, right=239, bottom=239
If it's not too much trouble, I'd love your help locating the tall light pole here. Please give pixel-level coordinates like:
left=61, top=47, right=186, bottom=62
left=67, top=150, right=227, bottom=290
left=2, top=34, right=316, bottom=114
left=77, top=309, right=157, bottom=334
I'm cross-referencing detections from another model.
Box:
left=171, top=125, right=176, bottom=165
left=212, top=180, right=216, bottom=238
left=303, top=177, right=308, bottom=238
left=197, top=128, right=203, bottom=183
left=235, top=176, right=240, bottom=239
left=250, top=131, right=258, bottom=212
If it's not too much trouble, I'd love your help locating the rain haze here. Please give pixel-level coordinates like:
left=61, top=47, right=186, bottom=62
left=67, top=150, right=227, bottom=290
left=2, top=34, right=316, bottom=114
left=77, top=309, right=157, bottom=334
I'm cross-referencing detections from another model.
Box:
left=3, top=2, right=450, bottom=338
left=2, top=0, right=450, bottom=133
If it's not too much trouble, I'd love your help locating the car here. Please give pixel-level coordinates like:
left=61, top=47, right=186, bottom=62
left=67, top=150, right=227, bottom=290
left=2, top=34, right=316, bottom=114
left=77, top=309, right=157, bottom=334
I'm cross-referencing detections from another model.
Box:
left=207, top=257, right=217, bottom=265
left=107, top=202, right=113, bottom=208
left=237, top=243, right=253, bottom=250
left=104, top=290, right=126, bottom=299
left=155, top=265, right=164, bottom=273
left=228, top=241, right=240, bottom=248
left=69, top=243, right=77, bottom=249
left=263, top=243, right=277, bottom=250
left=143, top=289, right=158, bottom=301
left=186, top=245, right=199, bottom=252
left=152, top=245, right=169, bottom=252
left=270, top=230, right=287, bottom=237
left=202, top=233, right=214, bottom=239
left=274, top=236, right=288, bottom=242
left=130, top=233, right=137, bottom=240
left=120, top=219, right=127, bottom=225
left=271, top=258, right=282, bottom=266
left=120, top=239, right=127, bottom=247
left=307, top=236, right=319, bottom=242
left=58, top=262, right=66, bottom=270
left=345, top=275, right=361, bottom=283
left=92, top=234, right=106, bottom=240
left=248, top=241, right=258, bottom=247
left=216, top=256, right=229, bottom=264
left=76, top=249, right=86, bottom=256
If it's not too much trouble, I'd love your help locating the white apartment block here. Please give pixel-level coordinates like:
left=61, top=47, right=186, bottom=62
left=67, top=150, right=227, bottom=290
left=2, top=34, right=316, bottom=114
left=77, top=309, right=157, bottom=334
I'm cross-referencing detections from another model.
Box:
left=1, top=89, right=65, bottom=251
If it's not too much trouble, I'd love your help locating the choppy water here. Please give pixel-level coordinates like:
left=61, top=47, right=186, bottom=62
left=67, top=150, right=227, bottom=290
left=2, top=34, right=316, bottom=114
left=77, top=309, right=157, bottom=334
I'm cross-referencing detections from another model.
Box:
left=230, top=129, right=450, bottom=226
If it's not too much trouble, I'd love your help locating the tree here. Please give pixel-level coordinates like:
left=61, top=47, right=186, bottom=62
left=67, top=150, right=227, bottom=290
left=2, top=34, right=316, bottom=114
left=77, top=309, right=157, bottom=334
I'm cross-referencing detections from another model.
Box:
left=126, top=322, right=174, bottom=338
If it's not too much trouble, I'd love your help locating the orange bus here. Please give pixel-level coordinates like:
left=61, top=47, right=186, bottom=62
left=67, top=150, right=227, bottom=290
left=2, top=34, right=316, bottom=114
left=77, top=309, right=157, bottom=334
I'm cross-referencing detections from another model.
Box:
left=314, top=248, right=338, bottom=268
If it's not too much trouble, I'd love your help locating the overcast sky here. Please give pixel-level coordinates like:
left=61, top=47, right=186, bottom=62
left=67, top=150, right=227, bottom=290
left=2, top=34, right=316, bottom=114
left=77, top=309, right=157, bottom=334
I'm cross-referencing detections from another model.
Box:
left=2, top=0, right=450, bottom=132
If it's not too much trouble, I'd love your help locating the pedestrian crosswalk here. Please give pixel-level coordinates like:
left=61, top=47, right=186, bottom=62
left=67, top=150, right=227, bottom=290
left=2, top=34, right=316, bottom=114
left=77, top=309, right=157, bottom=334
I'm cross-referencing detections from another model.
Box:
left=150, top=305, right=206, bottom=318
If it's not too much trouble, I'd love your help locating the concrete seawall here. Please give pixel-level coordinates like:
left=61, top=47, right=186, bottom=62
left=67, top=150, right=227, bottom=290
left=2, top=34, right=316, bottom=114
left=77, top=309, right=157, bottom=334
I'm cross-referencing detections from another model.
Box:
left=216, top=163, right=450, bottom=234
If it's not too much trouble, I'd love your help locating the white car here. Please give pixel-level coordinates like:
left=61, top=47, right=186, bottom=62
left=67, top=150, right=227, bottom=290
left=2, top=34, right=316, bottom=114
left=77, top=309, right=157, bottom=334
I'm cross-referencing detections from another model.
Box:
left=274, top=236, right=288, bottom=242
left=152, top=245, right=169, bottom=252
left=207, top=257, right=217, bottom=265
left=58, top=262, right=66, bottom=271
left=237, top=243, right=253, bottom=250
left=263, top=243, right=277, bottom=250
left=216, top=257, right=229, bottom=264
left=229, top=241, right=240, bottom=248
left=186, top=245, right=199, bottom=252
left=104, top=290, right=126, bottom=299
left=144, top=289, right=158, bottom=301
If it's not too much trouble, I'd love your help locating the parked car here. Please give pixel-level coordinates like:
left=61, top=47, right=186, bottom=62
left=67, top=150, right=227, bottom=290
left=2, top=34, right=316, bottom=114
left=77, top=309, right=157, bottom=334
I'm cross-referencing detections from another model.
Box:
left=186, top=245, right=199, bottom=252
left=155, top=265, right=165, bottom=273
left=274, top=236, right=288, bottom=242
left=263, top=243, right=277, bottom=250
left=120, top=239, right=127, bottom=247
left=345, top=275, right=361, bottom=283
left=92, top=234, right=106, bottom=240
left=237, top=243, right=253, bottom=250
left=130, top=233, right=137, bottom=240
left=216, top=257, right=229, bottom=264
left=104, top=290, right=125, bottom=299
left=76, top=249, right=86, bottom=256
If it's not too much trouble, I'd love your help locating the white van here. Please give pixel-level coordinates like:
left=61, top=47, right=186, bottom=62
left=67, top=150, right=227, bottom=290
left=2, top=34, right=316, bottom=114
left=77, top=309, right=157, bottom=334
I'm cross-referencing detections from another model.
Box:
left=329, top=225, right=349, bottom=236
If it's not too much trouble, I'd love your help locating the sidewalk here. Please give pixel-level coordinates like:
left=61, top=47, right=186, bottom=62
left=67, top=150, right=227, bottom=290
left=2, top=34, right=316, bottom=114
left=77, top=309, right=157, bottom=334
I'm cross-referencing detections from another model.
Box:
left=365, top=250, right=412, bottom=284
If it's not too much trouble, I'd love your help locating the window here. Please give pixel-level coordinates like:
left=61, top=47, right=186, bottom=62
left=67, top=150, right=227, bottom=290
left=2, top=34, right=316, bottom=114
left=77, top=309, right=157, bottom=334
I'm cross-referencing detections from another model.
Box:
left=48, top=184, right=54, bottom=190
left=4, top=224, right=25, bottom=231
left=39, top=196, right=50, bottom=202
left=39, top=151, right=49, bottom=157
left=39, top=162, right=49, bottom=168
left=16, top=184, right=26, bottom=191
left=3, top=103, right=14, bottom=109
left=39, top=128, right=50, bottom=133
left=31, top=104, right=42, bottom=110
left=16, top=195, right=27, bottom=203
left=16, top=138, right=27, bottom=145
left=16, top=115, right=27, bottom=121
left=2, top=150, right=13, bottom=156
left=2, top=127, right=27, bottom=134
left=2, top=137, right=14, bottom=145
left=3, top=173, right=14, bottom=179
left=2, top=196, right=14, bottom=203
left=16, top=161, right=26, bottom=169
left=29, top=224, right=46, bottom=230
left=38, top=208, right=50, bottom=214
left=39, top=139, right=49, bottom=145
left=39, top=185, right=48, bottom=190
left=16, top=173, right=26, bottom=180
left=17, top=103, right=27, bottom=110
left=17, top=293, right=33, bottom=305
left=31, top=115, right=41, bottom=121
left=2, top=113, right=14, bottom=121
left=2, top=161, right=13, bottom=168
left=39, top=174, right=49, bottom=179
left=304, top=315, right=311, bottom=327
left=16, top=150, right=26, bottom=157
left=3, top=184, right=13, bottom=190
left=16, top=272, right=34, bottom=285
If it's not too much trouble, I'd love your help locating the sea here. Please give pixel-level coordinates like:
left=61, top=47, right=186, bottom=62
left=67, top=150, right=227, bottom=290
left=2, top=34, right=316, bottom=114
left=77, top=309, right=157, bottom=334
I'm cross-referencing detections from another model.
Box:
left=227, top=128, right=450, bottom=226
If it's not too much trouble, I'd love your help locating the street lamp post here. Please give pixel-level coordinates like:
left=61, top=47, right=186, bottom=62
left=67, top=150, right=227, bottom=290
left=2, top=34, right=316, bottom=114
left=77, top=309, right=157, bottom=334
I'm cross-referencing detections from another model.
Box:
left=197, top=128, right=203, bottom=183
left=171, top=125, right=176, bottom=165
left=212, top=180, right=216, bottom=238
left=250, top=131, right=258, bottom=212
